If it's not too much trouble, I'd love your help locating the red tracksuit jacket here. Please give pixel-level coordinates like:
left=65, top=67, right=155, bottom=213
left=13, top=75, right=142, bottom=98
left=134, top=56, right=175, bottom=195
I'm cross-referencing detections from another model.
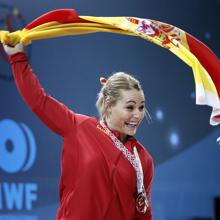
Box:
left=9, top=52, right=154, bottom=220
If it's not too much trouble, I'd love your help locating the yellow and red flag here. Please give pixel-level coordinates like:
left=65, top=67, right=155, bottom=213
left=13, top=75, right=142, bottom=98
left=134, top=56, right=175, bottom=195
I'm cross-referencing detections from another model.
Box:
left=0, top=9, right=219, bottom=125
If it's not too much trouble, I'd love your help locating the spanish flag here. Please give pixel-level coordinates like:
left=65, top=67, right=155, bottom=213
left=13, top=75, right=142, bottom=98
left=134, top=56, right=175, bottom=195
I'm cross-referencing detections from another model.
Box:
left=0, top=9, right=219, bottom=125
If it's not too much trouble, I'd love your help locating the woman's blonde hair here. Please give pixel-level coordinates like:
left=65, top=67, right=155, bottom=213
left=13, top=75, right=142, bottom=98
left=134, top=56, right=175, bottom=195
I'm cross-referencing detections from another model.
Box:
left=96, top=72, right=151, bottom=120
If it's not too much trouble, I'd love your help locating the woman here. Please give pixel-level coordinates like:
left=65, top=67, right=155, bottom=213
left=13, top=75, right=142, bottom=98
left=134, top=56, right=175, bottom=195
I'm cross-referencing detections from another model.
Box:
left=4, top=43, right=154, bottom=220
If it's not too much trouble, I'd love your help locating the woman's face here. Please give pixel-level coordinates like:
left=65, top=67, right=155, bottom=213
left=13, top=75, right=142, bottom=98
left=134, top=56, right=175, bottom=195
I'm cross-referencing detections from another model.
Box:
left=105, top=89, right=145, bottom=141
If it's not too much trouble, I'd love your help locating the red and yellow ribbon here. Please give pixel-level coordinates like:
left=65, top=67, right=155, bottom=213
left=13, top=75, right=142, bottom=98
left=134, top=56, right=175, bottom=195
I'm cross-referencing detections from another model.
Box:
left=0, top=9, right=219, bottom=125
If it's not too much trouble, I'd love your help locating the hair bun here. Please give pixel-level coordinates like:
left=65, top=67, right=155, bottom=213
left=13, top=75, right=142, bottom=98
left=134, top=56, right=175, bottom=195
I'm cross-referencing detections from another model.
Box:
left=100, top=77, right=107, bottom=86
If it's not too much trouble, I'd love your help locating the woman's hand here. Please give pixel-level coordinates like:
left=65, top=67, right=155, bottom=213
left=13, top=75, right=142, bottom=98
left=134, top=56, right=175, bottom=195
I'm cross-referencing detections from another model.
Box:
left=3, top=43, right=24, bottom=56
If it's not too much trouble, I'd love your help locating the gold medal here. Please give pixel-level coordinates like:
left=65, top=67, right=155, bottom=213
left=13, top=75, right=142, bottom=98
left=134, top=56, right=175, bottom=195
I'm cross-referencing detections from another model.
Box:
left=136, top=192, right=148, bottom=214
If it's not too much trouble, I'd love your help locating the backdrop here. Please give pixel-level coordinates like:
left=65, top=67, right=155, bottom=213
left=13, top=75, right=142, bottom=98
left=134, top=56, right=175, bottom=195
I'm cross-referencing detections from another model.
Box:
left=0, top=0, right=220, bottom=219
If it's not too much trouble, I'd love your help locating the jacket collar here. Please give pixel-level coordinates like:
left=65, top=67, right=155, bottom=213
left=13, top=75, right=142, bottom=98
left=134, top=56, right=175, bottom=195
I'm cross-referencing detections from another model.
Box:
left=103, top=120, right=135, bottom=143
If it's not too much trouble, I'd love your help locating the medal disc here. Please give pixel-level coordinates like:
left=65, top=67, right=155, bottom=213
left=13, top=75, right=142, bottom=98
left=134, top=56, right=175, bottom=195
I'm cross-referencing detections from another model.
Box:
left=136, top=192, right=148, bottom=214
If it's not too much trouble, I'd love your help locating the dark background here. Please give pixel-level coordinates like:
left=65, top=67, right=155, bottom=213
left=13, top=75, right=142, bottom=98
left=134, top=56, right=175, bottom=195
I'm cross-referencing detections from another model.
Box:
left=0, top=0, right=219, bottom=219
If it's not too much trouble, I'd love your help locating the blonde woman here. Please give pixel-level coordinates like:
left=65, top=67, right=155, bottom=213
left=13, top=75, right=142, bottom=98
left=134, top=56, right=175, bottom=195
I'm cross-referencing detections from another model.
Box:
left=4, top=43, right=154, bottom=220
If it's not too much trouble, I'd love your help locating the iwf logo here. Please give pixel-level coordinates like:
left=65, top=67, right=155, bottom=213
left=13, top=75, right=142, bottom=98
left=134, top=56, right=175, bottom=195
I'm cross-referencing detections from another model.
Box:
left=0, top=119, right=38, bottom=211
left=0, top=119, right=36, bottom=173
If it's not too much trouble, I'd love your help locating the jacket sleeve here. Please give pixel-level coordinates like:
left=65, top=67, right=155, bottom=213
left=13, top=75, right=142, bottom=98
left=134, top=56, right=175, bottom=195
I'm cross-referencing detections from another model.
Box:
left=9, top=52, right=80, bottom=137
left=134, top=152, right=154, bottom=220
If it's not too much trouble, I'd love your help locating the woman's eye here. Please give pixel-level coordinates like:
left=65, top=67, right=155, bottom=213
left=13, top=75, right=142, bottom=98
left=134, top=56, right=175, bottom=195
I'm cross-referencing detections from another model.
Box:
left=126, top=106, right=134, bottom=110
left=139, top=106, right=145, bottom=111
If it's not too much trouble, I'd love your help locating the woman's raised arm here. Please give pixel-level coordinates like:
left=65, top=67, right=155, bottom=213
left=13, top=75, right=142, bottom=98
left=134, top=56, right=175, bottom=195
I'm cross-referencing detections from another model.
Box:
left=4, top=43, right=80, bottom=137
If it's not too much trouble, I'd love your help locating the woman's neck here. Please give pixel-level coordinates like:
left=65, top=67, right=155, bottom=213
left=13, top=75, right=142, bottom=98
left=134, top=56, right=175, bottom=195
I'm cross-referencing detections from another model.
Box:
left=103, top=118, right=128, bottom=143
left=120, top=133, right=128, bottom=143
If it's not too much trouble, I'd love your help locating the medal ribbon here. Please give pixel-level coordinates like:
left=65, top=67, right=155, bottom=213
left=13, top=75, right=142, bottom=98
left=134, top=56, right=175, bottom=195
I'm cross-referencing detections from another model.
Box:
left=100, top=121, right=148, bottom=213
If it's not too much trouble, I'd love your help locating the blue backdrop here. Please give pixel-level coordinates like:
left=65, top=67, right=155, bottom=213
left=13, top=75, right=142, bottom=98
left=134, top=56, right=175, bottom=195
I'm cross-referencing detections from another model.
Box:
left=0, top=0, right=220, bottom=219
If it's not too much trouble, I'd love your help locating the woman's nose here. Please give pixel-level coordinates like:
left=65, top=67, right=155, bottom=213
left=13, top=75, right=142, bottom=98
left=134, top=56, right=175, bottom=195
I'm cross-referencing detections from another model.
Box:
left=133, top=109, right=142, bottom=119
